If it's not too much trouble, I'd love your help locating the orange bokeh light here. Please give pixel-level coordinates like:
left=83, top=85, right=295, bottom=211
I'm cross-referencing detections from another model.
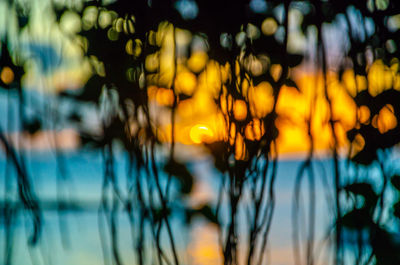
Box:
left=1, top=66, right=14, bottom=85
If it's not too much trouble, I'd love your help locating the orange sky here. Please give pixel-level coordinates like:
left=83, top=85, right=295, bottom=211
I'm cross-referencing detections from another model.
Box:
left=5, top=18, right=397, bottom=156
left=149, top=57, right=399, bottom=158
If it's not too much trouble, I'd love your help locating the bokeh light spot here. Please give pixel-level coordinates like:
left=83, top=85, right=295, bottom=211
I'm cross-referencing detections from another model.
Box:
left=175, top=71, right=197, bottom=95
left=358, top=106, right=370, bottom=124
left=249, top=82, right=274, bottom=118
left=233, top=100, right=248, bottom=121
left=377, top=104, right=397, bottom=133
left=262, top=17, right=278, bottom=36
left=188, top=51, right=208, bottom=73
left=1, top=67, right=14, bottom=85
left=156, top=88, right=175, bottom=106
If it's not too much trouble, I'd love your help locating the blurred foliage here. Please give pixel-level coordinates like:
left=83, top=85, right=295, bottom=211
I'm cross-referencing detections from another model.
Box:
left=2, top=0, right=400, bottom=264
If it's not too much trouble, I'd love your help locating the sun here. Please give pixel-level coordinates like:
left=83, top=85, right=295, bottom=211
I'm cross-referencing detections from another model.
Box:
left=190, top=124, right=214, bottom=144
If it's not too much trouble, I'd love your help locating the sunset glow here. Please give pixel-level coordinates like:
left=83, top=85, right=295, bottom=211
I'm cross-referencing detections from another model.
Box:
left=2, top=1, right=400, bottom=265
left=146, top=56, right=400, bottom=158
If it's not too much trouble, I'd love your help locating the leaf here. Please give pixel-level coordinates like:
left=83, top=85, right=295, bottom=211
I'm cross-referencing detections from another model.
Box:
left=184, top=204, right=219, bottom=225
left=344, top=182, right=377, bottom=198
left=284, top=78, right=300, bottom=91
left=301, top=12, right=315, bottom=34
left=23, top=119, right=41, bottom=135
left=390, top=175, right=400, bottom=190
left=351, top=147, right=377, bottom=166
left=184, top=207, right=196, bottom=224
left=54, top=8, right=65, bottom=22
left=17, top=15, right=29, bottom=29
left=104, top=117, right=126, bottom=143
left=79, top=132, right=104, bottom=149
left=346, top=128, right=358, bottom=142
left=204, top=141, right=228, bottom=173
left=68, top=112, right=82, bottom=123
left=343, top=182, right=377, bottom=207
left=287, top=53, right=303, bottom=68
left=371, top=227, right=400, bottom=265
left=164, top=160, right=193, bottom=194
left=198, top=205, right=219, bottom=225
left=178, top=93, right=192, bottom=101
left=393, top=201, right=400, bottom=219
left=341, top=208, right=373, bottom=229
left=75, top=75, right=105, bottom=103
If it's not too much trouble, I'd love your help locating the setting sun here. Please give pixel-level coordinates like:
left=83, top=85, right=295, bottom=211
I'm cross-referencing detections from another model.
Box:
left=190, top=124, right=214, bottom=144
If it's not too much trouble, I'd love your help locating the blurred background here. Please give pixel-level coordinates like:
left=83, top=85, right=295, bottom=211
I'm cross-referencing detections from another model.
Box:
left=1, top=0, right=400, bottom=265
